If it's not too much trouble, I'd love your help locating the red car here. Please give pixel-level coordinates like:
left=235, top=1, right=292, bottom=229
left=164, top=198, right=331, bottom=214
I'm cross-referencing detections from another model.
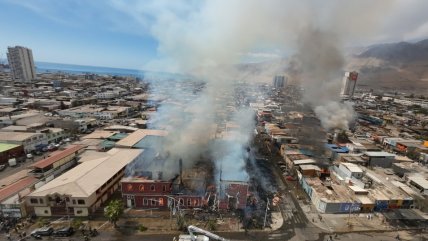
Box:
left=286, top=176, right=296, bottom=181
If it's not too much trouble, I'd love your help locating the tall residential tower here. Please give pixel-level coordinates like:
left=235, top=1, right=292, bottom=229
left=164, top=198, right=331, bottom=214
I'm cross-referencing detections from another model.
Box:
left=273, top=75, right=287, bottom=89
left=340, top=71, right=358, bottom=98
left=7, top=46, right=36, bottom=82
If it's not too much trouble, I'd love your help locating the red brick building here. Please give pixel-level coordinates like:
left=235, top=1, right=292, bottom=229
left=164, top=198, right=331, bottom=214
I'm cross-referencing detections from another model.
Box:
left=218, top=181, right=249, bottom=210
left=120, top=178, right=203, bottom=209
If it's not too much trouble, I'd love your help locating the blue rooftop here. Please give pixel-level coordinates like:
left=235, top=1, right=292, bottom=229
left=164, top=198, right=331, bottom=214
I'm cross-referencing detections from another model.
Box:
left=325, top=144, right=349, bottom=153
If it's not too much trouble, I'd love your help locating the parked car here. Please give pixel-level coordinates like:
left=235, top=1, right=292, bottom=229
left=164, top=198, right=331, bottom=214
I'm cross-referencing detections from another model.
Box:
left=31, top=227, right=54, bottom=236
left=27, top=153, right=33, bottom=159
left=0, top=164, right=6, bottom=171
left=53, top=226, right=74, bottom=237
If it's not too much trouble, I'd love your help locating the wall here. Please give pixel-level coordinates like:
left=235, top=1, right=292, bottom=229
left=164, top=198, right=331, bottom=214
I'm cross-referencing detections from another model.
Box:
left=369, top=157, right=394, bottom=168
left=34, top=206, right=51, bottom=216
left=73, top=207, right=89, bottom=216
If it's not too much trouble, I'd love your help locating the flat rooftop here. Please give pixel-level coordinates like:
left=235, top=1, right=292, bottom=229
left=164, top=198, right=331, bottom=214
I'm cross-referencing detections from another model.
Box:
left=0, top=176, right=38, bottom=202
left=116, top=129, right=168, bottom=148
left=364, top=151, right=396, bottom=157
left=81, top=130, right=118, bottom=140
left=30, top=145, right=86, bottom=169
left=0, top=132, right=44, bottom=142
left=30, top=148, right=143, bottom=197
left=0, top=143, right=20, bottom=152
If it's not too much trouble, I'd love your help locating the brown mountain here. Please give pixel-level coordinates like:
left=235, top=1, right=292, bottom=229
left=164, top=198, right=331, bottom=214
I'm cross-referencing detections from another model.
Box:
left=347, top=39, right=428, bottom=94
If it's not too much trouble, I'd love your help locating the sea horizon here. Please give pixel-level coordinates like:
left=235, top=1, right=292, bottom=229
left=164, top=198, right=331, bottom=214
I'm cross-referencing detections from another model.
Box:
left=35, top=61, right=144, bottom=77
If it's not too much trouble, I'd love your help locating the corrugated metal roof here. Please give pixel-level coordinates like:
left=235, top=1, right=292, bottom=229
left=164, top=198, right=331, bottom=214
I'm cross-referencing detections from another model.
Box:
left=0, top=176, right=38, bottom=202
left=30, top=145, right=86, bottom=169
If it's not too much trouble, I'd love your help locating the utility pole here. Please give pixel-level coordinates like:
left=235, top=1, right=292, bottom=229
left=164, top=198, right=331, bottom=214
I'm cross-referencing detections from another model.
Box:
left=263, top=198, right=270, bottom=229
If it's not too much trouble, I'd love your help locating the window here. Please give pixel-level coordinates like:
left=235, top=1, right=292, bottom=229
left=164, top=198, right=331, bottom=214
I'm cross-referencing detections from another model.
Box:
left=72, top=199, right=76, bottom=205
left=162, top=185, right=167, bottom=192
left=193, top=199, right=199, bottom=207
left=151, top=199, right=156, bottom=206
left=150, top=185, right=155, bottom=191
left=179, top=198, right=184, bottom=206
left=30, top=198, right=38, bottom=204
left=39, top=198, right=44, bottom=204
left=77, top=199, right=85, bottom=205
left=44, top=210, right=48, bottom=214
left=143, top=198, right=148, bottom=206
left=76, top=210, right=83, bottom=214
left=187, top=199, right=191, bottom=206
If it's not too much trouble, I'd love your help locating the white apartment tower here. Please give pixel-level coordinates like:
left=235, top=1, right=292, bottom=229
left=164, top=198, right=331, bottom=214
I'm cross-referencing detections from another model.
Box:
left=340, top=71, right=358, bottom=98
left=273, top=75, right=287, bottom=89
left=7, top=46, right=36, bottom=82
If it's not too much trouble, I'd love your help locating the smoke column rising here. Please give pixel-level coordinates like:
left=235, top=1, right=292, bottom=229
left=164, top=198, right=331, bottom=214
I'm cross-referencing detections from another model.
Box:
left=113, top=0, right=396, bottom=176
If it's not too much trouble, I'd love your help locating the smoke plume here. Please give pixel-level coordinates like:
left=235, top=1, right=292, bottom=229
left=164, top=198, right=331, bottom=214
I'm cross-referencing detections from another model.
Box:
left=116, top=0, right=395, bottom=177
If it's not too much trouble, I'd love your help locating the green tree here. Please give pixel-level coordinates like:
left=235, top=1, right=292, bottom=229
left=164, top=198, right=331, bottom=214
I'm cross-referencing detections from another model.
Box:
left=104, top=199, right=124, bottom=228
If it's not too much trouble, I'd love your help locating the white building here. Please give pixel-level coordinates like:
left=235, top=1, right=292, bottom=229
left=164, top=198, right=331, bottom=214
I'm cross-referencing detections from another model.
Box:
left=26, top=148, right=144, bottom=217
left=7, top=46, right=36, bottom=82
left=96, top=91, right=119, bottom=99
left=337, top=162, right=364, bottom=179
left=340, top=71, right=358, bottom=98
left=273, top=75, right=286, bottom=89
left=0, top=132, right=47, bottom=153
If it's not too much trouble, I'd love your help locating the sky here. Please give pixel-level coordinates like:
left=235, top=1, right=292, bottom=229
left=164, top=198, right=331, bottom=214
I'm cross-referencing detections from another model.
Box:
left=1, top=0, right=428, bottom=70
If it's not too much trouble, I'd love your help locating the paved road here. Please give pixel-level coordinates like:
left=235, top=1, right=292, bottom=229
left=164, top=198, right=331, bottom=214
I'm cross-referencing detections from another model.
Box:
left=85, top=229, right=425, bottom=241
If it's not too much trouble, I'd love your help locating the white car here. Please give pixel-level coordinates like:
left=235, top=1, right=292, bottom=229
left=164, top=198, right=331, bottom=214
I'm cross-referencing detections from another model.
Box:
left=27, top=154, right=33, bottom=159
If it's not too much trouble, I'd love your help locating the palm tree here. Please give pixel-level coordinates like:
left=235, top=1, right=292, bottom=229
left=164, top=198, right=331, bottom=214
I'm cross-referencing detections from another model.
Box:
left=104, top=199, right=124, bottom=228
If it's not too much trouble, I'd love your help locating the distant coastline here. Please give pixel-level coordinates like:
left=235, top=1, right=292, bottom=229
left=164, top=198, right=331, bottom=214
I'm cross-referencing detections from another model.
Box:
left=35, top=61, right=144, bottom=77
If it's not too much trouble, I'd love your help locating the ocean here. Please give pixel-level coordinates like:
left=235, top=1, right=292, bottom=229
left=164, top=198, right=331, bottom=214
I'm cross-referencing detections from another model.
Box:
left=35, top=61, right=144, bottom=77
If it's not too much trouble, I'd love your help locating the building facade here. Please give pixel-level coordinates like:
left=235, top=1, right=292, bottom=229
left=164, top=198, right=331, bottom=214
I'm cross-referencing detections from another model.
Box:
left=25, top=148, right=143, bottom=217
left=7, top=46, right=36, bottom=82
left=120, top=178, right=204, bottom=210
left=340, top=71, right=358, bottom=98
left=273, top=75, right=286, bottom=89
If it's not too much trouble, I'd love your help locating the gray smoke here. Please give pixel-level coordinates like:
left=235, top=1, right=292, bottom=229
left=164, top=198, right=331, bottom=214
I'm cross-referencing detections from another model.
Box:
left=114, top=0, right=396, bottom=177
left=295, top=27, right=355, bottom=130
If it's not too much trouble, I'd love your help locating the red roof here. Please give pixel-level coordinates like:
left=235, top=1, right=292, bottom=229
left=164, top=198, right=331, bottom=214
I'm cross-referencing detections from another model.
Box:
left=31, top=145, right=86, bottom=169
left=0, top=176, right=38, bottom=202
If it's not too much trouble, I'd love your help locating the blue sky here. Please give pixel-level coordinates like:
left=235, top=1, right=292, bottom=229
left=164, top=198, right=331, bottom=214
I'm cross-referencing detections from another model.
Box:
left=1, top=0, right=428, bottom=71
left=0, top=0, right=158, bottom=69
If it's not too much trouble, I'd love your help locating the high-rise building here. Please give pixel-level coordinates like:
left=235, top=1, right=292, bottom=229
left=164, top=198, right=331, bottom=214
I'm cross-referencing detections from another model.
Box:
left=273, top=75, right=287, bottom=89
left=7, top=46, right=36, bottom=82
left=340, top=71, right=358, bottom=98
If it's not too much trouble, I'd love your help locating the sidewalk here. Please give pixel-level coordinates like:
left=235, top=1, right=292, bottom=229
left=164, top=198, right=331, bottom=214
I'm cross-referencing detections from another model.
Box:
left=99, top=208, right=285, bottom=234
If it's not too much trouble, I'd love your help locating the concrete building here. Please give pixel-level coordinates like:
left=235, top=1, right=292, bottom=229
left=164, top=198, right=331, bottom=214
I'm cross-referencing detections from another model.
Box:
left=26, top=148, right=143, bottom=217
left=336, top=162, right=364, bottom=180
left=0, top=132, right=46, bottom=153
left=362, top=151, right=396, bottom=168
left=0, top=143, right=24, bottom=165
left=96, top=91, right=119, bottom=99
left=115, top=129, right=168, bottom=148
left=273, top=75, right=287, bottom=89
left=0, top=172, right=39, bottom=217
left=407, top=175, right=428, bottom=196
left=120, top=177, right=202, bottom=209
left=28, top=145, right=86, bottom=181
left=340, top=71, right=358, bottom=98
left=7, top=46, right=36, bottom=82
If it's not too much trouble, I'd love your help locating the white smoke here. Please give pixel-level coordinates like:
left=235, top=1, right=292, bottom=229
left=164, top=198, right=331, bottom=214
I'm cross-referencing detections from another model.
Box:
left=112, top=0, right=396, bottom=177
left=314, top=101, right=356, bottom=130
